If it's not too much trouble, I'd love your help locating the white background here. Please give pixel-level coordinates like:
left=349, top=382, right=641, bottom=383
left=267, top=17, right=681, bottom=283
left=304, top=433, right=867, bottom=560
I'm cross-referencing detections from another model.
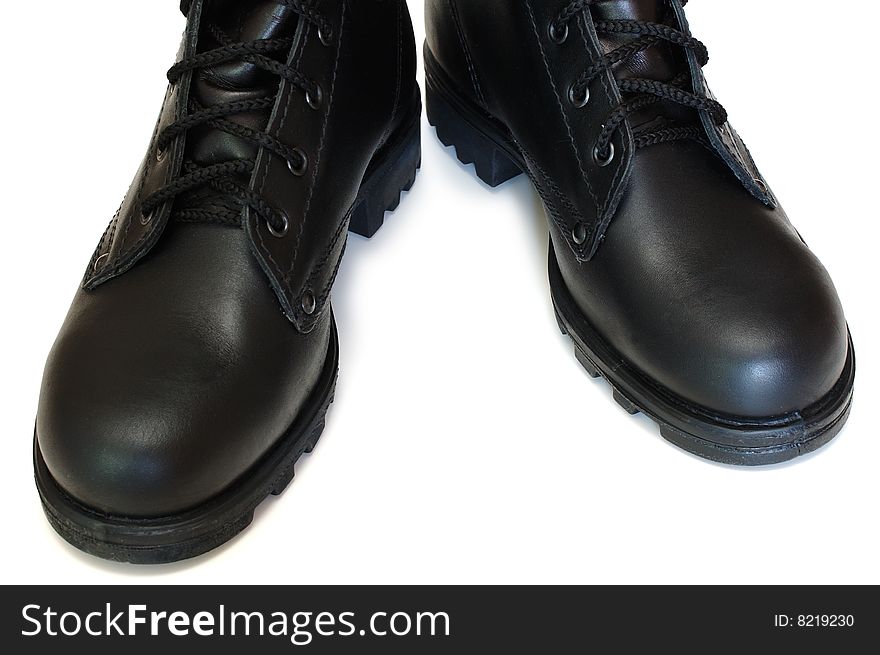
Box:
left=1, top=1, right=877, bottom=585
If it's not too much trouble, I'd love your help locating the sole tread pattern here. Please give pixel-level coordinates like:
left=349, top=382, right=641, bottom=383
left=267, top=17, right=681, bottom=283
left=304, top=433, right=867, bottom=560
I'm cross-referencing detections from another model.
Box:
left=426, top=82, right=522, bottom=188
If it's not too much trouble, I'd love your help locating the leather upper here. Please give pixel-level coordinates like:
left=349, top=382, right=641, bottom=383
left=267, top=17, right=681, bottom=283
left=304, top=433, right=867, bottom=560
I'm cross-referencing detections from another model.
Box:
left=427, top=0, right=634, bottom=262
left=39, top=225, right=332, bottom=516
left=427, top=0, right=773, bottom=263
left=556, top=141, right=848, bottom=417
left=427, top=0, right=849, bottom=417
left=85, top=0, right=416, bottom=333
left=37, top=0, right=417, bottom=517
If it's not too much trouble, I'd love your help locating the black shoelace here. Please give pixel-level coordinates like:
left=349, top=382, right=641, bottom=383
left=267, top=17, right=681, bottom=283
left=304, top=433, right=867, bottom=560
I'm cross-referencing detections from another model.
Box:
left=140, top=0, right=333, bottom=237
left=550, top=0, right=726, bottom=166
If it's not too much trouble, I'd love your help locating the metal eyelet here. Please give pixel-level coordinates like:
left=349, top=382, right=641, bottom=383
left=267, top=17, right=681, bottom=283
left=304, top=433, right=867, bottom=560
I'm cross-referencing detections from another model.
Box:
left=754, top=178, right=768, bottom=194
left=571, top=222, right=588, bottom=246
left=156, top=143, right=168, bottom=162
left=592, top=142, right=615, bottom=167
left=306, top=83, right=323, bottom=110
left=140, top=209, right=154, bottom=226
left=267, top=213, right=290, bottom=238
left=301, top=290, right=317, bottom=315
left=568, top=83, right=589, bottom=108
left=549, top=21, right=568, bottom=44
left=318, top=27, right=334, bottom=46
left=288, top=149, right=309, bottom=176
left=93, top=252, right=110, bottom=272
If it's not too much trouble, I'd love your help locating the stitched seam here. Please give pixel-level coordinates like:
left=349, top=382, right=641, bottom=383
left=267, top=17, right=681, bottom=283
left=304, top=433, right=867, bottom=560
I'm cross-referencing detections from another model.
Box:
left=101, top=216, right=119, bottom=257
left=375, top=0, right=403, bottom=149
left=299, top=94, right=417, bottom=328
left=312, top=206, right=352, bottom=274
left=111, top=7, right=199, bottom=269
left=252, top=15, right=309, bottom=282
left=722, top=122, right=769, bottom=198
left=94, top=209, right=119, bottom=261
left=576, top=14, right=627, bottom=223
left=303, top=216, right=349, bottom=306
left=728, top=124, right=760, bottom=173
left=389, top=1, right=403, bottom=137
left=448, top=0, right=486, bottom=107
left=305, top=98, right=418, bottom=292
left=111, top=181, right=151, bottom=274
left=673, top=1, right=770, bottom=203
left=286, top=29, right=320, bottom=279
left=311, top=238, right=347, bottom=311
left=522, top=149, right=582, bottom=235
left=302, top=0, right=406, bottom=283
left=84, top=214, right=119, bottom=284
left=315, top=110, right=409, bottom=271
left=317, top=242, right=345, bottom=305
left=523, top=0, right=600, bottom=217
left=286, top=0, right=347, bottom=285
left=116, top=97, right=167, bottom=262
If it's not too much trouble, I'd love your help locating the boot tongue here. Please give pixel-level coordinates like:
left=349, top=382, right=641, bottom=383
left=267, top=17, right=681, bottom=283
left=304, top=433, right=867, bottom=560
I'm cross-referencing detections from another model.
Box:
left=591, top=0, right=686, bottom=129
left=187, top=0, right=299, bottom=166
left=593, top=0, right=677, bottom=82
left=171, top=1, right=299, bottom=224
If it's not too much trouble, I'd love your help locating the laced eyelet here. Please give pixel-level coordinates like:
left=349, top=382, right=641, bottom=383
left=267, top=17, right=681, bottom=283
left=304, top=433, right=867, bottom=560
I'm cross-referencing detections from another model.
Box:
left=156, top=143, right=168, bottom=162
left=549, top=21, right=569, bottom=44
left=93, top=252, right=109, bottom=272
left=571, top=222, right=588, bottom=246
left=753, top=178, right=768, bottom=194
left=568, top=84, right=589, bottom=108
left=140, top=209, right=154, bottom=226
left=306, top=83, right=323, bottom=110
left=267, top=213, right=290, bottom=238
left=301, top=290, right=317, bottom=315
left=318, top=26, right=334, bottom=47
left=287, top=149, right=309, bottom=176
left=592, top=142, right=615, bottom=167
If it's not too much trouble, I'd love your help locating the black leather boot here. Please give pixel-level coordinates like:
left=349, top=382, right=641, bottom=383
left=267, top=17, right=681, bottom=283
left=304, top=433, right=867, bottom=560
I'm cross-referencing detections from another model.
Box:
left=425, top=0, right=854, bottom=465
left=35, top=0, right=420, bottom=563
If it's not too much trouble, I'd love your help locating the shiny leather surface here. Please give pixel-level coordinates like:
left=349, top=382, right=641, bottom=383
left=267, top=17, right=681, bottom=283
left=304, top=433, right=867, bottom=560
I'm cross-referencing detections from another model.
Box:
left=427, top=0, right=850, bottom=417
left=39, top=225, right=331, bottom=516
left=247, top=0, right=417, bottom=331
left=557, top=141, right=847, bottom=417
left=85, top=0, right=417, bottom=332
left=37, top=0, right=416, bottom=517
left=427, top=0, right=634, bottom=262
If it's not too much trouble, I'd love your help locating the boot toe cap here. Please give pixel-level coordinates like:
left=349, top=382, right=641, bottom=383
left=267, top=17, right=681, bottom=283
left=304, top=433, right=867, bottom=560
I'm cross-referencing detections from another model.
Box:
left=35, top=225, right=332, bottom=518
left=678, top=296, right=850, bottom=418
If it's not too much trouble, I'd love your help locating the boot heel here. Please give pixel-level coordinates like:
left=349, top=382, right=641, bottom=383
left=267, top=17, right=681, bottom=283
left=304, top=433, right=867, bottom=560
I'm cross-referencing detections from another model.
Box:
left=426, top=79, right=522, bottom=188
left=349, top=102, right=422, bottom=239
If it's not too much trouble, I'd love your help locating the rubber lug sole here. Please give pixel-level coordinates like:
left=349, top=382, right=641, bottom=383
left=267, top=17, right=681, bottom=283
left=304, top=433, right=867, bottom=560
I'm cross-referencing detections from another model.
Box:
left=349, top=92, right=422, bottom=238
left=427, top=94, right=521, bottom=187
left=425, top=52, right=523, bottom=188
left=425, top=44, right=855, bottom=466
